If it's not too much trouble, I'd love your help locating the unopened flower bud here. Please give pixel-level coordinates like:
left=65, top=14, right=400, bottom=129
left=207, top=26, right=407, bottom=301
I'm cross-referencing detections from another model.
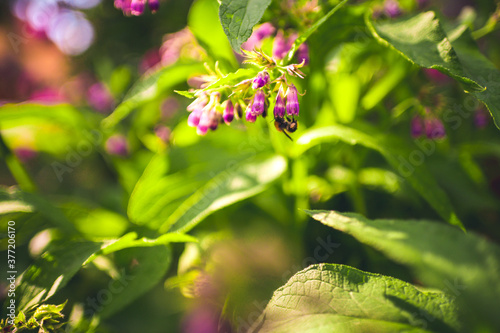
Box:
left=252, top=71, right=270, bottom=89
left=223, top=100, right=234, bottom=124
left=130, top=0, right=146, bottom=16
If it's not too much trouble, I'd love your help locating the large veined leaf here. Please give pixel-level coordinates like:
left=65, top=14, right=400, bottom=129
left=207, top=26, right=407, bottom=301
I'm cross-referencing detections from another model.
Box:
left=307, top=210, right=500, bottom=332
left=16, top=232, right=195, bottom=313
left=250, top=264, right=460, bottom=333
left=98, top=245, right=171, bottom=318
left=218, top=0, right=272, bottom=52
left=295, top=123, right=463, bottom=230
left=102, top=62, right=204, bottom=128
left=368, top=12, right=500, bottom=129
left=161, top=154, right=287, bottom=233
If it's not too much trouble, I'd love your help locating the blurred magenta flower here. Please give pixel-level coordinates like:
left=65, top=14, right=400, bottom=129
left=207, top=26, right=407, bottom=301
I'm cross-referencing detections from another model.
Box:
left=154, top=124, right=171, bottom=143
left=139, top=49, right=162, bottom=74
left=87, top=82, right=115, bottom=113
left=105, top=134, right=129, bottom=157
left=425, top=117, right=446, bottom=139
left=273, top=30, right=292, bottom=60
left=160, top=28, right=202, bottom=66
left=384, top=0, right=402, bottom=17
left=29, top=88, right=66, bottom=104
left=242, top=22, right=275, bottom=51
left=14, top=147, right=38, bottom=163
left=160, top=97, right=180, bottom=120
left=474, top=108, right=490, bottom=129
left=424, top=68, right=452, bottom=84
left=297, top=43, right=310, bottom=65
left=182, top=305, right=219, bottom=333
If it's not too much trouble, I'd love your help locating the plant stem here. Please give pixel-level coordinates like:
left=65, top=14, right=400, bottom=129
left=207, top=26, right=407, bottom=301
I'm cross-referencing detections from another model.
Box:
left=0, top=132, right=37, bottom=192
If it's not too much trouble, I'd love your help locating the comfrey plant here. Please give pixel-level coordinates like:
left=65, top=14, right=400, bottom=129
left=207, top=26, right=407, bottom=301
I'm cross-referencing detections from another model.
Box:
left=181, top=44, right=307, bottom=139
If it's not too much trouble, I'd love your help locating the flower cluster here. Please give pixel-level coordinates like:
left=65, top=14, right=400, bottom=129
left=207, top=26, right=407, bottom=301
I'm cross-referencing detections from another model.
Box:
left=114, top=0, right=159, bottom=16
left=183, top=48, right=306, bottom=138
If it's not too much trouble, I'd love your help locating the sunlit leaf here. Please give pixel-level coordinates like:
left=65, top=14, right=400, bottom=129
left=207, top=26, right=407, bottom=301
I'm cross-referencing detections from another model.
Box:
left=162, top=154, right=287, bottom=233
left=251, top=264, right=460, bottom=333
left=307, top=210, right=500, bottom=331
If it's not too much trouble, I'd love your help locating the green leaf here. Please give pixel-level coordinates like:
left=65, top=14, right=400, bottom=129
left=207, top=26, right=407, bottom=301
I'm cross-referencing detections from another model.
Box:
left=445, top=24, right=500, bottom=129
left=367, top=12, right=481, bottom=90
left=99, top=245, right=171, bottom=318
left=251, top=264, right=460, bottom=333
left=190, top=0, right=238, bottom=68
left=368, top=12, right=500, bottom=128
left=17, top=241, right=103, bottom=311
left=161, top=154, right=287, bottom=233
left=174, top=90, right=196, bottom=99
left=295, top=123, right=464, bottom=230
left=0, top=103, right=86, bottom=129
left=102, top=62, right=204, bottom=128
left=285, top=0, right=350, bottom=63
left=218, top=0, right=272, bottom=52
left=201, top=68, right=255, bottom=91
left=307, top=210, right=500, bottom=332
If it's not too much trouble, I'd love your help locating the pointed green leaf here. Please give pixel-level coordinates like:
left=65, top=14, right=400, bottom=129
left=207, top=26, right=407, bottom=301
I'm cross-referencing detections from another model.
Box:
left=218, top=0, right=272, bottom=52
left=296, top=123, right=463, bottom=230
left=368, top=12, right=500, bottom=129
left=307, top=210, right=500, bottom=331
left=251, top=264, right=460, bottom=333
left=162, top=154, right=287, bottom=233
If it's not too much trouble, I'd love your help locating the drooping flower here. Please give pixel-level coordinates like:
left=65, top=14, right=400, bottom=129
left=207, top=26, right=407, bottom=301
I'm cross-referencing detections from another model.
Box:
left=286, top=84, right=299, bottom=116
left=425, top=117, right=446, bottom=139
left=251, top=90, right=266, bottom=116
left=222, top=100, right=234, bottom=124
left=274, top=86, right=286, bottom=118
left=245, top=103, right=257, bottom=123
left=130, top=0, right=146, bottom=16
left=252, top=71, right=270, bottom=89
left=148, top=0, right=160, bottom=13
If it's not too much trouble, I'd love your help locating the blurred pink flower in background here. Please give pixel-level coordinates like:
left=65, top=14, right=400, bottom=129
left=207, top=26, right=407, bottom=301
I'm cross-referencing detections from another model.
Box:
left=105, top=134, right=129, bottom=157
left=87, top=82, right=115, bottom=113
